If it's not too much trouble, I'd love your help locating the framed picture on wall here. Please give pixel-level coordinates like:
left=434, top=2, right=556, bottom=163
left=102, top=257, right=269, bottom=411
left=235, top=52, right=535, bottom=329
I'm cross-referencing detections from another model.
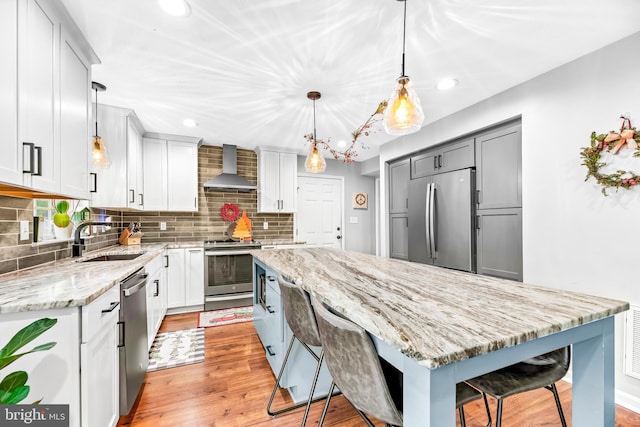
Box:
left=353, top=192, right=368, bottom=209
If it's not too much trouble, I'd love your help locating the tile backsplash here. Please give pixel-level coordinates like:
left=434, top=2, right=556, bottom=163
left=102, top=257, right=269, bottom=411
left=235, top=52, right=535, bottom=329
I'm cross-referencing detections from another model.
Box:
left=0, top=146, right=293, bottom=275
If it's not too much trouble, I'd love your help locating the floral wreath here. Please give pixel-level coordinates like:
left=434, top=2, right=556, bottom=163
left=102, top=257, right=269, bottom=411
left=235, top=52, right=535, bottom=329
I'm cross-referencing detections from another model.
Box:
left=580, top=115, right=640, bottom=195
left=220, top=203, right=240, bottom=222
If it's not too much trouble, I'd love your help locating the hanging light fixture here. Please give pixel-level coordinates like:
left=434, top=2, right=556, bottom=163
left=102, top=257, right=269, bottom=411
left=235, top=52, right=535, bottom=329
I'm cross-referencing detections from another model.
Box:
left=304, top=91, right=327, bottom=174
left=91, top=81, right=109, bottom=169
left=383, top=0, right=424, bottom=136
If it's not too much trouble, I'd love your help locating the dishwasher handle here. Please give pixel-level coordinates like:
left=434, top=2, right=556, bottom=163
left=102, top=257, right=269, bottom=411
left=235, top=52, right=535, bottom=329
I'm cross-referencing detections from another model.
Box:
left=122, top=271, right=148, bottom=297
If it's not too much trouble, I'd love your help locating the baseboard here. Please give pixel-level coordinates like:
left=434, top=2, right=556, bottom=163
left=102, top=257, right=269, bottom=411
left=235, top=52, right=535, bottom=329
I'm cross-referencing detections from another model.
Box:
left=563, top=372, right=640, bottom=414
left=616, top=389, right=640, bottom=414
left=166, top=305, right=203, bottom=315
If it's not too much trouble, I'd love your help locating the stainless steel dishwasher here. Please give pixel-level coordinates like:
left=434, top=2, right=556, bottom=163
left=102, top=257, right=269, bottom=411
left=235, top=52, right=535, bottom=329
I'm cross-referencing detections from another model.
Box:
left=118, top=267, right=149, bottom=415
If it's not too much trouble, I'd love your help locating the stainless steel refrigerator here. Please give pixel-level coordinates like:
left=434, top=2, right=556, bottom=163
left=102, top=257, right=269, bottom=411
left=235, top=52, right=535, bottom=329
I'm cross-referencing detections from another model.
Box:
left=408, top=168, right=476, bottom=272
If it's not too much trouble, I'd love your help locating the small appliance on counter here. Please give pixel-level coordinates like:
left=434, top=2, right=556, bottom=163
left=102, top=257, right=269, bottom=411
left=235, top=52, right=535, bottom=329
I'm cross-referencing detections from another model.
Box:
left=119, top=222, right=143, bottom=245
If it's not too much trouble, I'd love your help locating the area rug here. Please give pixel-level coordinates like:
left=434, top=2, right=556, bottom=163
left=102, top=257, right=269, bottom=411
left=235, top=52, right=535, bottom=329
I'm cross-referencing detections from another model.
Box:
left=197, top=306, right=253, bottom=328
left=147, top=328, right=205, bottom=372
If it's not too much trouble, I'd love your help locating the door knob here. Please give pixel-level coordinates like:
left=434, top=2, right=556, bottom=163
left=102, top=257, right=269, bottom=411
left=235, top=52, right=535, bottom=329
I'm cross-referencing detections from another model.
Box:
left=336, top=235, right=342, bottom=240
left=336, top=227, right=341, bottom=231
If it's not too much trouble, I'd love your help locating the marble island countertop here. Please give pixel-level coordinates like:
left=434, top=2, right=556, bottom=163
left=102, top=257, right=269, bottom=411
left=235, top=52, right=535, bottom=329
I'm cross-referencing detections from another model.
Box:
left=0, top=242, right=202, bottom=314
left=251, top=247, right=629, bottom=368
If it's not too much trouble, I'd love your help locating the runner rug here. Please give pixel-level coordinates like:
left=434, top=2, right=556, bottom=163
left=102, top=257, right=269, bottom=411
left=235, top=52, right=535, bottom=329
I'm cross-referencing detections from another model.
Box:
left=147, top=328, right=205, bottom=372
left=197, top=306, right=253, bottom=328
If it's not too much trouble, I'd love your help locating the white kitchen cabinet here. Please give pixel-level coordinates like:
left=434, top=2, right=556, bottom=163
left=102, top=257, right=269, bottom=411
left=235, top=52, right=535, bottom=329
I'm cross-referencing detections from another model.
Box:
left=143, top=134, right=201, bottom=212
left=185, top=248, right=204, bottom=306
left=90, top=104, right=145, bottom=209
left=145, top=255, right=167, bottom=349
left=0, top=0, right=97, bottom=198
left=166, top=248, right=204, bottom=311
left=256, top=148, right=297, bottom=213
left=80, top=286, right=120, bottom=427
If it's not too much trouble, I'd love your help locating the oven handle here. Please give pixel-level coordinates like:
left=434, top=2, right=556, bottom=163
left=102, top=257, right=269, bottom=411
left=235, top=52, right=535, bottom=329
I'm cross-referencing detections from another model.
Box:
left=205, top=250, right=253, bottom=256
left=205, top=292, right=253, bottom=302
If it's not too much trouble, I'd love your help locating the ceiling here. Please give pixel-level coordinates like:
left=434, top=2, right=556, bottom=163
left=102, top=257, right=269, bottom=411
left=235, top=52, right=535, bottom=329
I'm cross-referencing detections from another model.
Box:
left=61, top=0, right=640, bottom=162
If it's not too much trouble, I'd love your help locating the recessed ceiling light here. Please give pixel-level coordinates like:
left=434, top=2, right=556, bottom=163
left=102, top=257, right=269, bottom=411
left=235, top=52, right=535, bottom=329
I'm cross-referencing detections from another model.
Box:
left=183, top=119, right=198, bottom=127
left=436, top=78, right=458, bottom=91
left=158, top=0, right=191, bottom=17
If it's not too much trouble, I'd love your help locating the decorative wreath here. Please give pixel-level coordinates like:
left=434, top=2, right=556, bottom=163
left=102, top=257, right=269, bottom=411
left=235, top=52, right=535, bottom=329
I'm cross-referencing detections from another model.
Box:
left=220, top=203, right=240, bottom=222
left=580, top=115, right=640, bottom=195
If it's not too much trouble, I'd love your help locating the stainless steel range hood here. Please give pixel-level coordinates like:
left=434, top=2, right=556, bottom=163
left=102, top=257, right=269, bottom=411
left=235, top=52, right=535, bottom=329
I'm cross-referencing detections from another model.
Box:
left=203, top=144, right=257, bottom=192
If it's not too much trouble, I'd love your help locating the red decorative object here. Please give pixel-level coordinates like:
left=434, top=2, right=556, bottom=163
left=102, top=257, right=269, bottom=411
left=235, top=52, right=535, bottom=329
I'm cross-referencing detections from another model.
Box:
left=220, top=203, right=240, bottom=222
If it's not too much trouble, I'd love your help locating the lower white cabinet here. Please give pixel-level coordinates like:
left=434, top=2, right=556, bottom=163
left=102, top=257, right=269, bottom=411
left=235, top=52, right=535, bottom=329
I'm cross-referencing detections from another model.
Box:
left=80, top=286, right=120, bottom=427
left=167, top=248, right=204, bottom=310
left=146, top=255, right=168, bottom=349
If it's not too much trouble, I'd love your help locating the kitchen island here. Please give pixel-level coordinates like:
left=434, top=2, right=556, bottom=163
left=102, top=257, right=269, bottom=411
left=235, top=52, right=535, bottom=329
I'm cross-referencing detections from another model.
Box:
left=251, top=247, right=629, bottom=427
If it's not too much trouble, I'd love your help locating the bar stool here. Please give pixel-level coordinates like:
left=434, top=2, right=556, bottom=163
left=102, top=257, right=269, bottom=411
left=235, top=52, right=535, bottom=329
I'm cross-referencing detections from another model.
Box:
left=466, top=346, right=570, bottom=427
left=266, top=275, right=326, bottom=426
left=311, top=297, right=485, bottom=427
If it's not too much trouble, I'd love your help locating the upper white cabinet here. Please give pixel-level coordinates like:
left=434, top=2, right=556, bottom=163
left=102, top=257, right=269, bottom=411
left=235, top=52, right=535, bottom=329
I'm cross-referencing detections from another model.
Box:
left=143, top=133, right=201, bottom=212
left=90, top=104, right=145, bottom=209
left=0, top=0, right=97, bottom=199
left=256, top=148, right=297, bottom=213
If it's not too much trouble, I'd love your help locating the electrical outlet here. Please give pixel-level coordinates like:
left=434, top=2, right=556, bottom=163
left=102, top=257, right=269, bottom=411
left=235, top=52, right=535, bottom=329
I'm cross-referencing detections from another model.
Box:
left=19, top=220, right=29, bottom=241
left=349, top=217, right=358, bottom=224
left=160, top=222, right=167, bottom=231
left=263, top=222, right=268, bottom=230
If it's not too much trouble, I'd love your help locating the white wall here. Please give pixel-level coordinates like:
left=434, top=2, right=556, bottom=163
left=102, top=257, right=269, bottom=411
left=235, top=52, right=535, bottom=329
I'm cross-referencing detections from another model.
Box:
left=379, top=31, right=640, bottom=410
left=297, top=156, right=376, bottom=254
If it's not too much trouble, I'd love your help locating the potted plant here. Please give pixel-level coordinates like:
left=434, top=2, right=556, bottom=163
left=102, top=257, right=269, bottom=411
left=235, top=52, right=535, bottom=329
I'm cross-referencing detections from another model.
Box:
left=53, top=200, right=73, bottom=240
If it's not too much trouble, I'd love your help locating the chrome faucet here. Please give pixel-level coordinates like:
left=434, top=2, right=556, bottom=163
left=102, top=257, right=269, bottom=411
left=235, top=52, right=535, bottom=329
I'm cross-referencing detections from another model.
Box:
left=72, top=221, right=113, bottom=257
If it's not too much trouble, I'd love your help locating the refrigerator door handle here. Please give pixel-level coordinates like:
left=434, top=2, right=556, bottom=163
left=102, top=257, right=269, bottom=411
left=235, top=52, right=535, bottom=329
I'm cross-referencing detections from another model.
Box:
left=429, top=182, right=437, bottom=258
left=425, top=183, right=432, bottom=259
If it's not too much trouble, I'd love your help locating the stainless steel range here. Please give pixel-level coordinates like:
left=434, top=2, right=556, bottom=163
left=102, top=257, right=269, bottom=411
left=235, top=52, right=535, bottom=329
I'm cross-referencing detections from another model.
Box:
left=204, top=239, right=262, bottom=311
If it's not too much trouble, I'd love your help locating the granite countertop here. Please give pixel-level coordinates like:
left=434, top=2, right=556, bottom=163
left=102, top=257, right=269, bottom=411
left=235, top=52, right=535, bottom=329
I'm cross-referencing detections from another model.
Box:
left=251, top=247, right=629, bottom=369
left=259, top=240, right=307, bottom=246
left=0, top=242, right=204, bottom=314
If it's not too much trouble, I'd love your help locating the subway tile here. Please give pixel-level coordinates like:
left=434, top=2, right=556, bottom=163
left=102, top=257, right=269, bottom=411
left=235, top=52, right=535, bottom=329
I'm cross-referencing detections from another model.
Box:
left=0, top=259, right=18, bottom=275
left=18, top=252, right=55, bottom=270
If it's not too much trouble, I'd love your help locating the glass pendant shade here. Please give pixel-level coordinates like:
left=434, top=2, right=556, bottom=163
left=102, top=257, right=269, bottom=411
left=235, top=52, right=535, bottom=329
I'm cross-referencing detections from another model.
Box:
left=383, top=77, right=424, bottom=135
left=305, top=142, right=326, bottom=173
left=92, top=136, right=110, bottom=168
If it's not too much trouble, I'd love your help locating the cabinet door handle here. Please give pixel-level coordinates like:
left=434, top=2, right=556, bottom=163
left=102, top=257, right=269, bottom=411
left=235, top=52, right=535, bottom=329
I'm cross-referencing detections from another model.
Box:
left=266, top=305, right=275, bottom=314
left=101, top=301, right=120, bottom=313
left=438, top=154, right=442, bottom=169
left=433, top=155, right=437, bottom=170
left=139, top=193, right=144, bottom=206
left=476, top=215, right=481, bottom=230
left=117, top=321, right=125, bottom=347
left=22, top=142, right=35, bottom=174
left=90, top=173, right=98, bottom=193
left=129, top=189, right=135, bottom=203
left=267, top=275, right=276, bottom=281
left=476, top=190, right=481, bottom=205
left=33, top=146, right=42, bottom=176
left=194, top=197, right=197, bottom=208
left=266, top=345, right=276, bottom=356
left=164, top=255, right=169, bottom=268
left=153, top=279, right=159, bottom=297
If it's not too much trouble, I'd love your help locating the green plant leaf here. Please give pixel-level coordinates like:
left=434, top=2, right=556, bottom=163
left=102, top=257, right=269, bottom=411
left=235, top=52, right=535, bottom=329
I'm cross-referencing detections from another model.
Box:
left=0, top=385, right=30, bottom=404
left=0, top=343, right=57, bottom=371
left=55, top=200, right=69, bottom=214
left=0, top=371, right=28, bottom=392
left=0, top=318, right=57, bottom=359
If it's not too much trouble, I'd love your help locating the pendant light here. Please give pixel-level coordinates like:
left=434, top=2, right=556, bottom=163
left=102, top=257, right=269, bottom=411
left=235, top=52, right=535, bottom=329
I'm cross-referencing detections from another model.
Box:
left=383, top=0, right=424, bottom=136
left=91, top=81, right=110, bottom=169
left=304, top=91, right=327, bottom=174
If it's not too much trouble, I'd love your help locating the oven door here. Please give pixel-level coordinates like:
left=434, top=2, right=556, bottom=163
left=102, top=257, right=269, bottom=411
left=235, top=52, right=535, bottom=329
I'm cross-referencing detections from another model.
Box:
left=204, top=250, right=254, bottom=310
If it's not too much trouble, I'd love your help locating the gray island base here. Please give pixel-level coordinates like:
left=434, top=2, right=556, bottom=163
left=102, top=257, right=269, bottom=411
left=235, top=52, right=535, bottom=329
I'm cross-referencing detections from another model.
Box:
left=251, top=247, right=628, bottom=427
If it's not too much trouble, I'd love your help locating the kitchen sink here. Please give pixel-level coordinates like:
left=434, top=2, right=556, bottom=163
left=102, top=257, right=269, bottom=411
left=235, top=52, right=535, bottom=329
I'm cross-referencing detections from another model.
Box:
left=81, top=253, right=143, bottom=262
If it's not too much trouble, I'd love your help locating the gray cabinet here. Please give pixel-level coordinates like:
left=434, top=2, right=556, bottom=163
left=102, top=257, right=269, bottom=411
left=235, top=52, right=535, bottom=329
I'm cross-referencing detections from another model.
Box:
left=475, top=121, right=522, bottom=281
left=476, top=124, right=522, bottom=209
left=253, top=258, right=333, bottom=403
left=476, top=208, right=522, bottom=281
left=390, top=216, right=409, bottom=260
left=389, top=159, right=410, bottom=214
left=411, top=138, right=474, bottom=179
left=389, top=159, right=410, bottom=260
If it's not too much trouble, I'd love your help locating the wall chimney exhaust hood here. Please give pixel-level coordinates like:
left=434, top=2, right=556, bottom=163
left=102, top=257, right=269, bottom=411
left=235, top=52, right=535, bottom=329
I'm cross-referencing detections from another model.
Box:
left=203, top=144, right=257, bottom=192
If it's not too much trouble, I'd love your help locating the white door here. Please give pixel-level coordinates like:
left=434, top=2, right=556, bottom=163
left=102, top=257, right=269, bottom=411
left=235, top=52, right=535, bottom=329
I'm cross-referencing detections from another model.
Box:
left=297, top=176, right=343, bottom=248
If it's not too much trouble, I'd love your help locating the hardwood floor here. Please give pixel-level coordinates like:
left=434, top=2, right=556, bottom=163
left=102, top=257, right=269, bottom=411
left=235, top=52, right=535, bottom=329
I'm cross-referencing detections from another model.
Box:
left=118, top=313, right=640, bottom=427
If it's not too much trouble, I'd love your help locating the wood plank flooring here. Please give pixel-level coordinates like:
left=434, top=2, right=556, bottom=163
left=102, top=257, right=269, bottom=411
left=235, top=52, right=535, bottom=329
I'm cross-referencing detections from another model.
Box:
left=118, top=312, right=640, bottom=427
